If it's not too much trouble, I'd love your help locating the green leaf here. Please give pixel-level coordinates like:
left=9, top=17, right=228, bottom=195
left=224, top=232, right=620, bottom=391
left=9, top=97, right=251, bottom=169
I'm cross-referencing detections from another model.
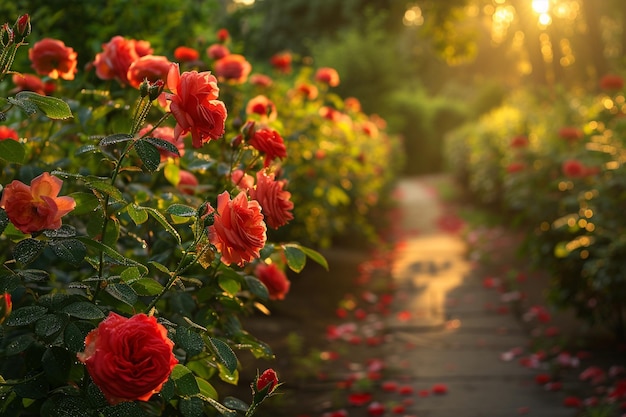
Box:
left=85, top=179, right=124, bottom=202
left=196, top=378, right=218, bottom=401
left=99, top=133, right=133, bottom=147
left=130, top=278, right=164, bottom=296
left=76, top=237, right=148, bottom=274
left=135, top=140, right=161, bottom=172
left=218, top=276, right=241, bottom=296
left=143, top=206, right=181, bottom=244
left=42, top=347, right=72, bottom=385
left=49, top=238, right=86, bottom=266
left=0, top=208, right=8, bottom=235
left=61, top=301, right=104, bottom=320
left=8, top=96, right=38, bottom=115
left=35, top=314, right=66, bottom=338
left=207, top=337, right=238, bottom=374
left=180, top=397, right=203, bottom=417
left=13, top=238, right=45, bottom=264
left=216, top=363, right=239, bottom=385
left=126, top=203, right=149, bottom=225
left=64, top=322, right=86, bottom=352
left=17, top=269, right=49, bottom=282
left=164, top=163, right=180, bottom=186
left=105, top=283, right=138, bottom=307
left=223, top=397, right=249, bottom=412
left=15, top=91, right=72, bottom=119
left=68, top=192, right=100, bottom=215
left=282, top=244, right=306, bottom=273
left=101, top=401, right=147, bottom=417
left=144, top=136, right=180, bottom=156
left=244, top=276, right=269, bottom=300
left=166, top=204, right=197, bottom=218
left=13, top=372, right=48, bottom=399
left=171, top=364, right=200, bottom=396
left=298, top=245, right=329, bottom=271
left=175, top=327, right=204, bottom=357
left=0, top=139, right=25, bottom=164
left=43, top=225, right=77, bottom=238
left=4, top=334, right=35, bottom=355
left=5, top=305, right=47, bottom=326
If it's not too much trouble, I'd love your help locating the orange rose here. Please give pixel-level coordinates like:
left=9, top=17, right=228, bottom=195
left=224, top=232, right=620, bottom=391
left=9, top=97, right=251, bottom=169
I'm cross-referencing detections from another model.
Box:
left=0, top=172, right=75, bottom=234
left=315, top=67, right=340, bottom=87
left=127, top=55, right=172, bottom=89
left=92, top=36, right=153, bottom=85
left=208, top=191, right=267, bottom=267
left=249, top=170, right=293, bottom=229
left=28, top=38, right=77, bottom=80
left=248, top=127, right=287, bottom=167
left=270, top=52, right=292, bottom=74
left=0, top=126, right=19, bottom=141
left=254, top=263, right=290, bottom=300
left=231, top=169, right=254, bottom=191
left=77, top=312, right=177, bottom=405
left=166, top=63, right=227, bottom=148
left=214, top=54, right=252, bottom=84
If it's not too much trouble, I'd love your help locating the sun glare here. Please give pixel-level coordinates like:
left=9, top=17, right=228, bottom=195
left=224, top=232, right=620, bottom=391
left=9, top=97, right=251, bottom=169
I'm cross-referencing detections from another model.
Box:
left=531, top=0, right=550, bottom=14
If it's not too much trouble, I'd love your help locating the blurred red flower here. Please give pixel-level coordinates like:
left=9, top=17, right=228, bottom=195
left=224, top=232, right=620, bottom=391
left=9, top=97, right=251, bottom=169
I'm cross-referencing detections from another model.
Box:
left=254, top=262, right=290, bottom=300
left=92, top=36, right=153, bottom=86
left=214, top=54, right=251, bottom=84
left=0, top=126, right=19, bottom=141
left=270, top=52, right=292, bottom=73
left=599, top=74, right=624, bottom=91
left=174, top=46, right=199, bottom=62
left=127, top=55, right=172, bottom=89
left=315, top=67, right=340, bottom=87
left=207, top=43, right=230, bottom=60
left=29, top=38, right=77, bottom=80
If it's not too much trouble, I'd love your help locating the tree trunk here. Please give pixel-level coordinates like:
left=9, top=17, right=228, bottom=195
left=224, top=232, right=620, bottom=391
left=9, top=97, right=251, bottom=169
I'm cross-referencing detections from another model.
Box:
left=580, top=0, right=609, bottom=80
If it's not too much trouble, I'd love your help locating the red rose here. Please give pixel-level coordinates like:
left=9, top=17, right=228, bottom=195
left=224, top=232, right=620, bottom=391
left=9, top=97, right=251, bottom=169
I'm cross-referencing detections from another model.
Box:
left=249, top=170, right=293, bottom=229
left=599, top=74, right=624, bottom=91
left=166, top=63, right=227, bottom=148
left=77, top=312, right=177, bottom=405
left=207, top=43, right=230, bottom=60
left=315, top=67, right=340, bottom=87
left=29, top=38, right=77, bottom=80
left=246, top=95, right=277, bottom=121
left=270, top=52, right=292, bottom=73
left=0, top=126, right=19, bottom=141
left=295, top=83, right=318, bottom=100
left=344, top=97, right=361, bottom=112
left=174, top=46, right=199, bottom=63
left=214, top=54, right=252, bottom=84
left=248, top=127, right=287, bottom=167
left=0, top=172, right=75, bottom=234
left=249, top=74, right=273, bottom=88
left=562, top=159, right=586, bottom=178
left=255, top=368, right=278, bottom=393
left=177, top=170, right=199, bottom=195
left=216, top=28, right=230, bottom=43
left=12, top=73, right=55, bottom=95
left=208, top=191, right=267, bottom=267
left=231, top=169, right=255, bottom=191
left=127, top=55, right=172, bottom=89
left=92, top=36, right=153, bottom=85
left=254, top=262, right=290, bottom=300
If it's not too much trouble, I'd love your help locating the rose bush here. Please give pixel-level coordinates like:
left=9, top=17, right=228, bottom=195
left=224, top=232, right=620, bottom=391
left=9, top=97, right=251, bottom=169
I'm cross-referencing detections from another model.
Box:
left=0, top=14, right=332, bottom=417
left=445, top=76, right=626, bottom=336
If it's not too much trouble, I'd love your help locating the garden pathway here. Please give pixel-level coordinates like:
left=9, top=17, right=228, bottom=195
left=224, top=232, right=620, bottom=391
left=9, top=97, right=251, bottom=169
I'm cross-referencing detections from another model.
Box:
left=380, top=176, right=574, bottom=417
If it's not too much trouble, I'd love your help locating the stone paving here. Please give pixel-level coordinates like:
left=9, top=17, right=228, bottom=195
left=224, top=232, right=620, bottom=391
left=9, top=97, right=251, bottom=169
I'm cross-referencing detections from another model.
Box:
left=377, top=176, right=574, bottom=417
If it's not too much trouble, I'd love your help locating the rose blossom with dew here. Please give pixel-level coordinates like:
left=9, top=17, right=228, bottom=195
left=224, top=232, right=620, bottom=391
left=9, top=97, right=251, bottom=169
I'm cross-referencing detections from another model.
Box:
left=0, top=126, right=19, bottom=141
left=207, top=191, right=267, bottom=267
left=165, top=63, right=227, bottom=148
left=92, top=36, right=152, bottom=85
left=77, top=312, right=177, bottom=405
left=28, top=38, right=77, bottom=80
left=0, top=172, right=75, bottom=234
left=174, top=46, right=199, bottom=62
left=248, top=127, right=287, bottom=167
left=126, top=55, right=172, bottom=89
left=254, top=262, right=291, bottom=300
left=315, top=67, right=340, bottom=87
left=249, top=170, right=294, bottom=229
left=214, top=53, right=252, bottom=84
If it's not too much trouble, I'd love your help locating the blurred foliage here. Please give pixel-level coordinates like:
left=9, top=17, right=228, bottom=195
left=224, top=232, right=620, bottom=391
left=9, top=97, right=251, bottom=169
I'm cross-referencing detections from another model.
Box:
left=445, top=79, right=626, bottom=337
